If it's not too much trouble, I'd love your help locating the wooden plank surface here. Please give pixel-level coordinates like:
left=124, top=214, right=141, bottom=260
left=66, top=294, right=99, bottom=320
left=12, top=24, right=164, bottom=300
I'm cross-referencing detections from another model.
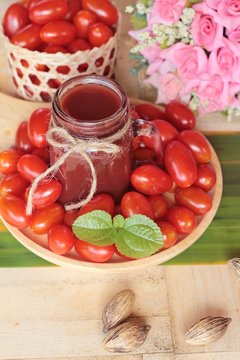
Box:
left=0, top=265, right=239, bottom=359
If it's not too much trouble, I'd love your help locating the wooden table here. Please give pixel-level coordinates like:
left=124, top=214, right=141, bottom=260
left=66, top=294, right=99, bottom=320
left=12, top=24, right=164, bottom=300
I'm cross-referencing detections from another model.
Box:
left=0, top=1, right=240, bottom=359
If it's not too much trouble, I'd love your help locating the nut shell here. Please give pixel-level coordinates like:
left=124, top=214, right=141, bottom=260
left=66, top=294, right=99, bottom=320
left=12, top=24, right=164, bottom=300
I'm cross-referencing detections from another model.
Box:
left=103, top=289, right=135, bottom=332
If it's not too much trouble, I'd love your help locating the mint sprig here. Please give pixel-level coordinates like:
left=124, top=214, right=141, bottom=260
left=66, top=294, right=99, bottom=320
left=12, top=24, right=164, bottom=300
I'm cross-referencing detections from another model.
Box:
left=72, top=211, right=164, bottom=259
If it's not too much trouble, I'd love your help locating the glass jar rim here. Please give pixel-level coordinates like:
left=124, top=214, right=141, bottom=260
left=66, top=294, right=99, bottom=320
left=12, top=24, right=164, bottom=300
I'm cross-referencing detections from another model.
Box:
left=52, top=75, right=128, bottom=128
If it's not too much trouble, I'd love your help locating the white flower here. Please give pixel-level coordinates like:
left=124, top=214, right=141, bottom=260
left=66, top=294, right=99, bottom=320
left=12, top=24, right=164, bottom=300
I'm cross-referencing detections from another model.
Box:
left=180, top=8, right=195, bottom=25
left=136, top=3, right=151, bottom=15
left=125, top=5, right=134, bottom=14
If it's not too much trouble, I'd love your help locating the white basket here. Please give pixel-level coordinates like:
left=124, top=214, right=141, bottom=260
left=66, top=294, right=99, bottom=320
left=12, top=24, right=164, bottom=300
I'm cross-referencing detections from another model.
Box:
left=4, top=27, right=119, bottom=102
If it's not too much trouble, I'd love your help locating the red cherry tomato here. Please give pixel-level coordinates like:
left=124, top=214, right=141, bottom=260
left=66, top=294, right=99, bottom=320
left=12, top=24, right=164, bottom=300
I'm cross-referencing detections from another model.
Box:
left=166, top=206, right=197, bottom=235
left=0, top=173, right=29, bottom=197
left=0, top=149, right=22, bottom=175
left=165, top=101, right=196, bottom=131
left=152, top=120, right=179, bottom=148
left=148, top=195, right=169, bottom=220
left=3, top=3, right=29, bottom=38
left=40, top=21, right=77, bottom=46
left=32, top=147, right=50, bottom=164
left=194, top=164, right=216, bottom=191
left=15, top=121, right=34, bottom=153
left=28, top=108, right=51, bottom=148
left=175, top=186, right=212, bottom=216
left=88, top=22, right=113, bottom=47
left=25, top=179, right=62, bottom=209
left=42, top=44, right=68, bottom=53
left=78, top=193, right=115, bottom=216
left=178, top=130, right=211, bottom=164
left=82, top=0, right=118, bottom=26
left=29, top=0, right=68, bottom=25
left=30, top=203, right=64, bottom=235
left=131, top=165, right=173, bottom=195
left=48, top=224, right=75, bottom=255
left=121, top=191, right=154, bottom=219
left=67, top=38, right=92, bottom=53
left=17, top=154, right=47, bottom=182
left=0, top=195, right=31, bottom=229
left=157, top=221, right=178, bottom=249
left=73, top=10, right=97, bottom=39
left=133, top=148, right=155, bottom=163
left=11, top=24, right=42, bottom=50
left=64, top=0, right=82, bottom=21
left=134, top=103, right=167, bottom=121
left=114, top=204, right=122, bottom=216
left=75, top=239, right=114, bottom=262
left=64, top=210, right=79, bottom=227
left=164, top=140, right=197, bottom=188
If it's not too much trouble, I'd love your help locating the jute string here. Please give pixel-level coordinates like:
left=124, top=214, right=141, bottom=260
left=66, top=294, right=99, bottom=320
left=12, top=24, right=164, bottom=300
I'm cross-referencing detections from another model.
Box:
left=26, top=118, right=132, bottom=216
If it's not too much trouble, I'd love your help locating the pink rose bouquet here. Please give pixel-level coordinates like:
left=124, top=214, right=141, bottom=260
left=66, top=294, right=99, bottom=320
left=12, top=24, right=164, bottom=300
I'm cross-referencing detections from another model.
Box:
left=127, top=0, right=240, bottom=118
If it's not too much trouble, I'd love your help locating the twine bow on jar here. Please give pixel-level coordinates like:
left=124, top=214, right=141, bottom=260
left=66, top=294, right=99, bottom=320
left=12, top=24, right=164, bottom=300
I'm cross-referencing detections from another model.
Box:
left=26, top=118, right=132, bottom=216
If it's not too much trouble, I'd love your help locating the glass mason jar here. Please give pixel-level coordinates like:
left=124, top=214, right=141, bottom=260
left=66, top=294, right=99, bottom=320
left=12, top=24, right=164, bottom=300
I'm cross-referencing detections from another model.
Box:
left=50, top=75, right=162, bottom=206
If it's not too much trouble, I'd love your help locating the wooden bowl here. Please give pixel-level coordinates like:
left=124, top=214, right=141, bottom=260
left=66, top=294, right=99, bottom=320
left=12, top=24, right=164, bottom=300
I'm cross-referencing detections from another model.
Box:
left=0, top=93, right=223, bottom=273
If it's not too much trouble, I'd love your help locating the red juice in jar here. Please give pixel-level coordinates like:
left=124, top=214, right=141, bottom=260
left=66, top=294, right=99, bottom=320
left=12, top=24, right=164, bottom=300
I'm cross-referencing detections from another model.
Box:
left=50, top=75, right=133, bottom=205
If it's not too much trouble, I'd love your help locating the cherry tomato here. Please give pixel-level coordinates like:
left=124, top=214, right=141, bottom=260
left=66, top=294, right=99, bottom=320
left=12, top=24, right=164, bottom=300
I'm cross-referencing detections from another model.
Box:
left=64, top=0, right=82, bottom=21
left=166, top=206, right=197, bottom=235
left=134, top=103, right=167, bottom=121
left=0, top=173, right=29, bottom=197
left=114, top=204, right=122, bottom=216
left=75, top=239, right=114, bottom=262
left=178, top=130, right=211, bottom=164
left=121, top=191, right=154, bottom=219
left=64, top=210, right=79, bottom=227
left=148, top=195, right=169, bottom=220
left=131, top=165, right=173, bottom=195
left=40, top=21, right=77, bottom=46
left=164, top=140, right=197, bottom=188
left=0, top=149, right=22, bottom=175
left=29, top=0, right=68, bottom=25
left=152, top=120, right=179, bottom=148
left=11, top=24, right=42, bottom=50
left=3, top=3, right=29, bottom=38
left=15, top=121, right=34, bottom=153
left=78, top=193, right=115, bottom=216
left=42, top=44, right=68, bottom=53
left=30, top=203, right=64, bottom=234
left=48, top=224, right=75, bottom=255
left=28, top=108, right=51, bottom=148
left=88, top=22, right=113, bottom=47
left=157, top=221, right=178, bottom=249
left=17, top=154, right=47, bottom=182
left=73, top=10, right=97, bottom=39
left=67, top=38, right=92, bottom=53
left=25, top=179, right=62, bottom=209
left=133, top=148, right=155, bottom=163
left=0, top=195, right=31, bottom=229
left=175, top=186, right=212, bottom=216
left=114, top=245, right=135, bottom=260
left=165, top=101, right=196, bottom=131
left=194, top=164, right=216, bottom=191
left=32, top=147, right=50, bottom=164
left=82, top=0, right=118, bottom=26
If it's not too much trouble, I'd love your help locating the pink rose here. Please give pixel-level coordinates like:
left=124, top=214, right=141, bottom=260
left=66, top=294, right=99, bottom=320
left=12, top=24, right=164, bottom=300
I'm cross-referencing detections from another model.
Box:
left=217, top=0, right=240, bottom=32
left=209, top=38, right=240, bottom=81
left=191, top=2, right=224, bottom=51
left=227, top=26, right=240, bottom=42
left=194, top=74, right=229, bottom=115
left=206, top=0, right=221, bottom=10
left=145, top=72, right=184, bottom=104
left=162, top=43, right=208, bottom=80
left=149, top=0, right=185, bottom=25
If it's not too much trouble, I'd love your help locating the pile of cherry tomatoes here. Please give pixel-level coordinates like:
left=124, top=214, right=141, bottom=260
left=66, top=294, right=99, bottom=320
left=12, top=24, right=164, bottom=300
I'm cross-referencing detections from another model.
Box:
left=0, top=101, right=217, bottom=263
left=3, top=0, right=118, bottom=52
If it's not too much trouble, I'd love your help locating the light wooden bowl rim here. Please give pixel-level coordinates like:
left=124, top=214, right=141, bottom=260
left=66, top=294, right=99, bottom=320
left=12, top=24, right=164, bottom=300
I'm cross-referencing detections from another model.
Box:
left=1, top=98, right=223, bottom=273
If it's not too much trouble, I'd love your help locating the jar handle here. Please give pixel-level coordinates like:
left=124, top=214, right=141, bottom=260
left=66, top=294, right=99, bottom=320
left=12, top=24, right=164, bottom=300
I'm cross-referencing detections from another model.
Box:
left=132, top=118, right=163, bottom=165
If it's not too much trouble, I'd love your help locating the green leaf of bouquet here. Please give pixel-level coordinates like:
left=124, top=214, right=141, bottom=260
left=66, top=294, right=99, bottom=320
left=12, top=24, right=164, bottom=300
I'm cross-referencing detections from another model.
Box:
left=131, top=14, right=147, bottom=30
left=72, top=210, right=116, bottom=246
left=115, top=215, right=164, bottom=259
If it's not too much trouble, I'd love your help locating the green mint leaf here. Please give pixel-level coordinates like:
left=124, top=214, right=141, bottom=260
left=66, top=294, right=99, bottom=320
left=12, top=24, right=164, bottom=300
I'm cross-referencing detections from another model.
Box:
left=72, top=210, right=116, bottom=246
left=113, top=215, right=125, bottom=229
left=115, top=215, right=164, bottom=259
